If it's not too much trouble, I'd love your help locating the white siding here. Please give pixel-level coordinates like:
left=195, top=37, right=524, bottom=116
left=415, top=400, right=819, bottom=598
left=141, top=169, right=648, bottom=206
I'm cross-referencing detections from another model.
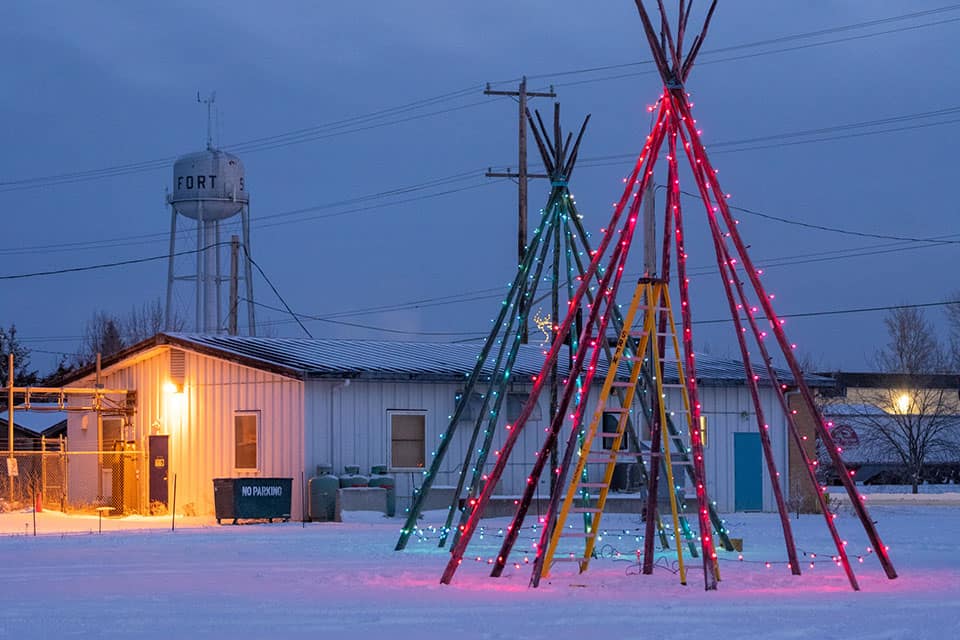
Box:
left=304, top=378, right=790, bottom=513
left=305, top=379, right=555, bottom=506
left=67, top=347, right=305, bottom=517
left=66, top=343, right=790, bottom=517
left=697, top=386, right=789, bottom=512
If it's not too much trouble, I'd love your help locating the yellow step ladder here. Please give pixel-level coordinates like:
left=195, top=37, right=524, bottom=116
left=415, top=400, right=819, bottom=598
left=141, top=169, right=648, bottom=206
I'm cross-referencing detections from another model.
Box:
left=539, top=278, right=711, bottom=586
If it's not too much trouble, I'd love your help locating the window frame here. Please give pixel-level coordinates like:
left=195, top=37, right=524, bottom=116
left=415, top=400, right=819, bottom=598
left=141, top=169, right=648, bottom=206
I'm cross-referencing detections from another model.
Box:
left=454, top=391, right=485, bottom=423
left=601, top=411, right=629, bottom=451
left=388, top=410, right=427, bottom=472
left=233, top=411, right=261, bottom=473
left=506, top=391, right=542, bottom=423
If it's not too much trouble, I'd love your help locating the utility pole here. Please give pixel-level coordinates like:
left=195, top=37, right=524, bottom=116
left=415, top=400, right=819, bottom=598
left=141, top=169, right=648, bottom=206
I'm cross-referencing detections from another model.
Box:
left=642, top=182, right=656, bottom=276
left=96, top=352, right=103, bottom=501
left=7, top=353, right=13, bottom=502
left=484, top=76, right=555, bottom=341
left=229, top=235, right=240, bottom=336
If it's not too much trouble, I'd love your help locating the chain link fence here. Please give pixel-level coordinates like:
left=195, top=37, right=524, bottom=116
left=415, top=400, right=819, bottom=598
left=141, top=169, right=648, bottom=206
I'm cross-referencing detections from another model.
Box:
left=1, top=440, right=143, bottom=515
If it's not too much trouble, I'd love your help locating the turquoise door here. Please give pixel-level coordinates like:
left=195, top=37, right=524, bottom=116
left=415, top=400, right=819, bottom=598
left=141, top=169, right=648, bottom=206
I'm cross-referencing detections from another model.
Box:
left=734, top=432, right=763, bottom=511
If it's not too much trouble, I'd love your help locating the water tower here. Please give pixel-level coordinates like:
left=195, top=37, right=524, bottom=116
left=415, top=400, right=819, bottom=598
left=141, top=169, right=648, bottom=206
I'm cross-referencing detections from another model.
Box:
left=165, top=95, right=255, bottom=335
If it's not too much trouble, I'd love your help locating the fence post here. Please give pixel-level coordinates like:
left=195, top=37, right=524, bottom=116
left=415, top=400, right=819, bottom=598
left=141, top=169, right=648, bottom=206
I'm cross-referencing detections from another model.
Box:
left=171, top=474, right=177, bottom=532
left=59, top=435, right=67, bottom=512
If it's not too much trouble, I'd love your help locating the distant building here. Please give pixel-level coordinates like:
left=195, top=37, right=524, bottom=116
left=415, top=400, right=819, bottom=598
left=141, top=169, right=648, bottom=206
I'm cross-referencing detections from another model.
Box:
left=0, top=404, right=66, bottom=450
left=818, top=372, right=960, bottom=484
left=59, top=333, right=831, bottom=517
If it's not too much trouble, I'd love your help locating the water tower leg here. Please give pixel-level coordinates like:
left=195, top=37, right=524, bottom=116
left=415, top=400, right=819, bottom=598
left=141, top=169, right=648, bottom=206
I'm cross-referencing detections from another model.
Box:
left=242, top=204, right=256, bottom=336
left=195, top=204, right=203, bottom=332
left=203, top=219, right=218, bottom=333
left=165, top=206, right=178, bottom=331
left=215, top=220, right=222, bottom=332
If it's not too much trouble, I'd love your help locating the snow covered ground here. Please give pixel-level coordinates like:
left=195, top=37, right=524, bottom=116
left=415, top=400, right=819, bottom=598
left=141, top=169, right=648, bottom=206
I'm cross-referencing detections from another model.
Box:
left=0, top=502, right=957, bottom=639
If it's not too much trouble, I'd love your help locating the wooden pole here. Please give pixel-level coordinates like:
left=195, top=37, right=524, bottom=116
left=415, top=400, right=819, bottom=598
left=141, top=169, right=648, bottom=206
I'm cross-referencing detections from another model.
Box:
left=519, top=77, right=528, bottom=280
left=8, top=353, right=13, bottom=503
left=229, top=235, right=240, bottom=336
left=171, top=473, right=177, bottom=531
left=484, top=79, right=555, bottom=344
left=96, top=353, right=103, bottom=501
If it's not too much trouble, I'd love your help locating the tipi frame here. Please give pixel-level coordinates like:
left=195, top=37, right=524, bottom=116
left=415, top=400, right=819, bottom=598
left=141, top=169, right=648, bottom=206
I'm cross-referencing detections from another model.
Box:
left=439, top=0, right=898, bottom=591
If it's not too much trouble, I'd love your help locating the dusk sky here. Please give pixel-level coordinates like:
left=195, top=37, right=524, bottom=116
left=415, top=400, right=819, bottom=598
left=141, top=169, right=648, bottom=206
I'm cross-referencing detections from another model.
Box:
left=2, top=1, right=959, bottom=375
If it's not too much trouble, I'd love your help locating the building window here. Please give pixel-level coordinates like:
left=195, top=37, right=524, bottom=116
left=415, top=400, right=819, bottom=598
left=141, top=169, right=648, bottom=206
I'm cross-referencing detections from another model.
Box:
left=507, top=392, right=542, bottom=422
left=601, top=412, right=628, bottom=451
left=102, top=418, right=123, bottom=451
left=389, top=411, right=426, bottom=470
left=454, top=392, right=485, bottom=422
left=234, top=412, right=259, bottom=471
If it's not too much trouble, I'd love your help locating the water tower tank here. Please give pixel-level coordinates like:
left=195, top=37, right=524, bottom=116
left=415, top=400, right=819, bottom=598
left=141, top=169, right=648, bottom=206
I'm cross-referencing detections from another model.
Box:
left=169, top=149, right=248, bottom=220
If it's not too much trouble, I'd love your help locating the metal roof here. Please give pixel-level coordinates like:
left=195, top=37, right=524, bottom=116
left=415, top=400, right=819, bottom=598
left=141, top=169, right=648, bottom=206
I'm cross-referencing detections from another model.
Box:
left=164, top=333, right=833, bottom=387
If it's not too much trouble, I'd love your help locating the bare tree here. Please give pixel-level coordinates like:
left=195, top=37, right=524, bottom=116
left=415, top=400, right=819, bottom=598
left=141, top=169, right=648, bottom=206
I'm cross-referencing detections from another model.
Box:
left=877, top=306, right=947, bottom=373
left=125, top=299, right=182, bottom=343
left=944, top=291, right=960, bottom=371
left=74, top=312, right=126, bottom=367
left=843, top=307, right=959, bottom=493
left=74, top=299, right=185, bottom=367
left=795, top=349, right=825, bottom=375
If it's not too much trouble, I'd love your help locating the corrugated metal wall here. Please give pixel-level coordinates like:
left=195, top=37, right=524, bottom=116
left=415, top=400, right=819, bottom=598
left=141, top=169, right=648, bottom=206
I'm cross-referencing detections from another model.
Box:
left=305, top=379, right=790, bottom=513
left=697, top=386, right=789, bottom=513
left=67, top=347, right=305, bottom=517
left=66, top=345, right=789, bottom=517
left=305, top=379, right=555, bottom=508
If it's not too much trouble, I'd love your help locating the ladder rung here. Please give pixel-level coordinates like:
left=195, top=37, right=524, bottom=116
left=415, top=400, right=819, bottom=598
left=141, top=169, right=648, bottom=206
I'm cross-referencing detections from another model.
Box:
left=578, top=483, right=608, bottom=488
left=570, top=507, right=602, bottom=514
left=585, top=452, right=640, bottom=463
left=559, top=532, right=596, bottom=539
left=585, top=453, right=614, bottom=462
left=596, top=431, right=622, bottom=438
left=551, top=557, right=587, bottom=562
left=611, top=381, right=635, bottom=387
left=604, top=407, right=629, bottom=413
left=635, top=451, right=693, bottom=465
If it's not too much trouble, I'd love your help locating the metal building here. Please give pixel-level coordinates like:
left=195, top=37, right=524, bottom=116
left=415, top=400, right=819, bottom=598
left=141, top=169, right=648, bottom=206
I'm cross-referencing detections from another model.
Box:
left=62, top=333, right=829, bottom=518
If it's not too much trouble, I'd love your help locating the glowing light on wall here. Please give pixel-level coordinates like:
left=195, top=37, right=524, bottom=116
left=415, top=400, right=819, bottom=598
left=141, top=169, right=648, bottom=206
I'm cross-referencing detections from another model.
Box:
left=163, top=380, right=186, bottom=431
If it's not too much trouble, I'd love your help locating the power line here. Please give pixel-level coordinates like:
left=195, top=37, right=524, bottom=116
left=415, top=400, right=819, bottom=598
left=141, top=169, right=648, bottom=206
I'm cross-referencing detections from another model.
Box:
left=678, top=190, right=960, bottom=245
left=550, top=15, right=960, bottom=89
left=521, top=4, right=960, bottom=83
left=0, top=85, right=485, bottom=191
left=694, top=300, right=960, bottom=326
left=0, top=99, right=496, bottom=194
left=6, top=92, right=959, bottom=259
left=0, top=174, right=498, bottom=257
left=246, top=300, right=486, bottom=337
left=0, top=241, right=230, bottom=281
left=240, top=246, right=312, bottom=339
left=574, top=105, right=960, bottom=170
left=5, top=6, right=959, bottom=193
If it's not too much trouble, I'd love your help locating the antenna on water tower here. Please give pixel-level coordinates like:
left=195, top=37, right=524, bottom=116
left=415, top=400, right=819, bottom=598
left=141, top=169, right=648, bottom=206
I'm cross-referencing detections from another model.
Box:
left=165, top=92, right=256, bottom=336
left=197, top=91, right=216, bottom=150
